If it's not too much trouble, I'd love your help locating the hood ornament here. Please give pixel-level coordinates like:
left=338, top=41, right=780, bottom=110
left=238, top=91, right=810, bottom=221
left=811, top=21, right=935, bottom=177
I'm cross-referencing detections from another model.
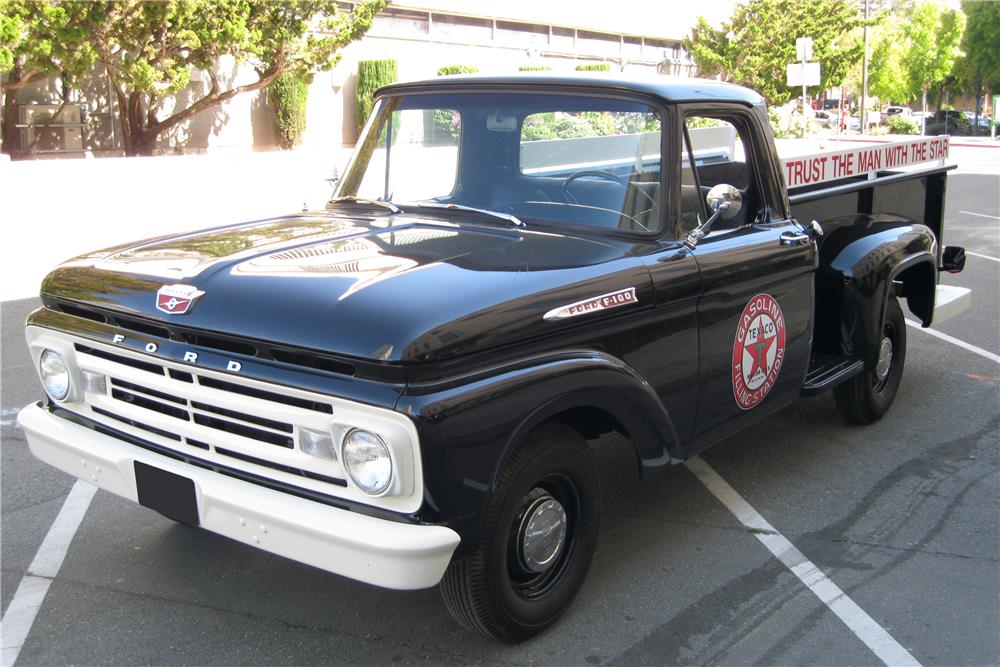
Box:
left=156, top=284, right=205, bottom=315
left=543, top=287, right=637, bottom=321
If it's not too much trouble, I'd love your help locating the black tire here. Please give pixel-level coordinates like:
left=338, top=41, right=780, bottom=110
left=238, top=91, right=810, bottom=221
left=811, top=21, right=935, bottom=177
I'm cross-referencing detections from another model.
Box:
left=440, top=422, right=600, bottom=642
left=834, top=297, right=907, bottom=424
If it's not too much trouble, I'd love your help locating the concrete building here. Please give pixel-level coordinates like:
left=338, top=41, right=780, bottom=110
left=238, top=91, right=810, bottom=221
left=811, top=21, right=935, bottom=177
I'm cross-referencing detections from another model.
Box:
left=4, top=1, right=734, bottom=157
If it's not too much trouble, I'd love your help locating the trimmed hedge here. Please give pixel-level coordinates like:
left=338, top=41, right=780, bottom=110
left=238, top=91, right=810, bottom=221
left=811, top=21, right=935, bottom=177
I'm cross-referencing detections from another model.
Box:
left=518, top=65, right=552, bottom=71
left=575, top=63, right=611, bottom=72
left=437, top=65, right=478, bottom=76
left=268, top=73, right=309, bottom=149
left=885, top=115, right=920, bottom=135
left=356, top=59, right=397, bottom=134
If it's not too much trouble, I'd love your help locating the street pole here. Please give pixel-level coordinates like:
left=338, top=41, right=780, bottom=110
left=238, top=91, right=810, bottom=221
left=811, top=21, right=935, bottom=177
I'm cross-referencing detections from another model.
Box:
left=861, top=0, right=869, bottom=134
left=801, top=51, right=808, bottom=138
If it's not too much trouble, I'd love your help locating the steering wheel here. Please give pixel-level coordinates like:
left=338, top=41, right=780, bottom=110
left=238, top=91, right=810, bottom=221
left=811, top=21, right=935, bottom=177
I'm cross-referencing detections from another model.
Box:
left=560, top=170, right=658, bottom=230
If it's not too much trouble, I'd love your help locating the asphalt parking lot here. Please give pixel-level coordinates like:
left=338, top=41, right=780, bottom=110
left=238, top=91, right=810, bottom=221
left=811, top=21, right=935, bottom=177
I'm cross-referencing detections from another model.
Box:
left=2, top=148, right=997, bottom=665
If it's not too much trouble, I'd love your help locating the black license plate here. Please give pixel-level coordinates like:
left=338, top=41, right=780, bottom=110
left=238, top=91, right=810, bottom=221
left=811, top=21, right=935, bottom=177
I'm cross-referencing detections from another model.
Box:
left=134, top=461, right=200, bottom=526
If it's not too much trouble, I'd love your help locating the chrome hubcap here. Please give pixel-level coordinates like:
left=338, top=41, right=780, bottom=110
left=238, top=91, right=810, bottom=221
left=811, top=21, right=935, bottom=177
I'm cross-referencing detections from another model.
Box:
left=517, top=493, right=567, bottom=574
left=876, top=336, right=893, bottom=381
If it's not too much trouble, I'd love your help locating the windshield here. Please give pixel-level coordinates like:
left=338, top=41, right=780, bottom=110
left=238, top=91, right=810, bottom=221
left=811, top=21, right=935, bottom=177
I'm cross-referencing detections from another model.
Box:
left=335, top=92, right=663, bottom=233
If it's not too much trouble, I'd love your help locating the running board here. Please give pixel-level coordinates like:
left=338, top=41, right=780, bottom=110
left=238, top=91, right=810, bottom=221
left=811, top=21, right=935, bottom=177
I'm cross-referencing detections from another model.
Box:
left=801, top=357, right=864, bottom=396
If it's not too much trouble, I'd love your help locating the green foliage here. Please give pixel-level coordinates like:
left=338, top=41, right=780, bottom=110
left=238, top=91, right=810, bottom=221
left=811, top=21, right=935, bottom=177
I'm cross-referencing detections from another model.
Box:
left=686, top=0, right=864, bottom=105
left=767, top=106, right=816, bottom=138
left=520, top=111, right=656, bottom=141
left=436, top=65, right=478, bottom=76
left=884, top=115, right=920, bottom=135
left=903, top=1, right=965, bottom=98
left=4, top=1, right=386, bottom=155
left=428, top=67, right=476, bottom=141
left=268, top=72, right=309, bottom=149
left=356, top=58, right=397, bottom=133
left=959, top=0, right=1000, bottom=91
left=518, top=65, right=551, bottom=71
left=575, top=63, right=611, bottom=72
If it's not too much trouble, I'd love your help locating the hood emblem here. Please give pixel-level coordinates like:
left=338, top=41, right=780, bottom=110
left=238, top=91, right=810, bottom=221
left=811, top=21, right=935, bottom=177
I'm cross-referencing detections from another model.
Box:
left=543, top=287, right=638, bottom=321
left=156, top=284, right=205, bottom=315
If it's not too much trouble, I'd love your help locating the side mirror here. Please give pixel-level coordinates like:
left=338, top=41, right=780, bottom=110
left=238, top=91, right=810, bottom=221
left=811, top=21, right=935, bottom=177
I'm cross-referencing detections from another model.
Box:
left=706, top=183, right=742, bottom=220
left=686, top=184, right=742, bottom=248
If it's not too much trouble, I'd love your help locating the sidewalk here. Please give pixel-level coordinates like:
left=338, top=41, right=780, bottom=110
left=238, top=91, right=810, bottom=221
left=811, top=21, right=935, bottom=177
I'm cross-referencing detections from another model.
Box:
left=0, top=145, right=353, bottom=302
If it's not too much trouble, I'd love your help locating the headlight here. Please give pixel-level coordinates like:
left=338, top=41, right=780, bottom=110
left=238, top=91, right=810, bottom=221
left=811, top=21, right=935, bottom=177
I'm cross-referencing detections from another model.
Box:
left=39, top=349, right=71, bottom=401
left=342, top=429, right=392, bottom=495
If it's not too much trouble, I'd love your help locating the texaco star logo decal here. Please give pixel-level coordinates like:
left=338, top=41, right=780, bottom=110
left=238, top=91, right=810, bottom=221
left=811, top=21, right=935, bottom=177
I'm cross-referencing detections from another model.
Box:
left=732, top=293, right=786, bottom=410
left=156, top=284, right=205, bottom=315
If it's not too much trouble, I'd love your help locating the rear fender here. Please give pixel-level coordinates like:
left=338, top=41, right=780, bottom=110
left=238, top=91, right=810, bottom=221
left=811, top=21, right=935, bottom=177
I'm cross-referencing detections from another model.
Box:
left=815, top=214, right=937, bottom=364
left=397, top=350, right=679, bottom=554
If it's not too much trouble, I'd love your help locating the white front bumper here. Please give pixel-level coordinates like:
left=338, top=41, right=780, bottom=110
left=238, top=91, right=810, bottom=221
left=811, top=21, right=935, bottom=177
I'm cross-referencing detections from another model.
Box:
left=932, top=284, right=972, bottom=325
left=18, top=403, right=460, bottom=590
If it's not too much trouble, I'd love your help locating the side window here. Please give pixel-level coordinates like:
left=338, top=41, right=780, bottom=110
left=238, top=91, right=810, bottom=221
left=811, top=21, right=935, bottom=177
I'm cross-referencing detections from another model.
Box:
left=680, top=115, right=755, bottom=232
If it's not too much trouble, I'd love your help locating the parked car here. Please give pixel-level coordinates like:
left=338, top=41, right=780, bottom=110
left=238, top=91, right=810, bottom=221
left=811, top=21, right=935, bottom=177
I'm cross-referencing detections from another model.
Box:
left=926, top=109, right=988, bottom=136
left=884, top=105, right=914, bottom=119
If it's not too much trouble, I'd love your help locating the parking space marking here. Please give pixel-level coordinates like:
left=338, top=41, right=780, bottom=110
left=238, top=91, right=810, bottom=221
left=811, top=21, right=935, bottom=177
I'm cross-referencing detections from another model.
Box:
left=965, top=250, right=1000, bottom=262
left=685, top=456, right=922, bottom=667
left=905, top=320, right=1000, bottom=364
left=1, top=481, right=97, bottom=666
left=1, top=407, right=22, bottom=427
left=959, top=210, right=1000, bottom=220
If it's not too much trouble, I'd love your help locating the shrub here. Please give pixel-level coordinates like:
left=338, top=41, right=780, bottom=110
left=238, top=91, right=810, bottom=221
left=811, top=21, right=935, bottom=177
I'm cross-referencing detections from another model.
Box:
left=268, top=73, right=310, bottom=149
left=575, top=63, right=611, bottom=72
left=885, top=115, right=920, bottom=135
left=437, top=65, right=478, bottom=76
left=518, top=66, right=552, bottom=71
left=767, top=106, right=816, bottom=138
left=356, top=59, right=397, bottom=134
left=431, top=66, right=478, bottom=142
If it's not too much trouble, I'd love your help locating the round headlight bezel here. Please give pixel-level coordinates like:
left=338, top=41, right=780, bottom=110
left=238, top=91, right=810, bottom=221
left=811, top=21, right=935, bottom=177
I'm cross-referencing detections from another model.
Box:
left=342, top=428, right=393, bottom=496
left=39, top=349, right=71, bottom=401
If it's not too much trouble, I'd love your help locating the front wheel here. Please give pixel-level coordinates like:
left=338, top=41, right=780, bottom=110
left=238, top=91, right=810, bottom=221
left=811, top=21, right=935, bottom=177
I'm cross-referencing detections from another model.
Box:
left=440, top=423, right=600, bottom=642
left=834, top=297, right=907, bottom=424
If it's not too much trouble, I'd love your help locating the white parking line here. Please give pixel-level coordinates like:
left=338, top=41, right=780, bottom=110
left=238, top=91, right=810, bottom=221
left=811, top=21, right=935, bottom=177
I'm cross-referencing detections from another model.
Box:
left=959, top=210, right=1000, bottom=221
left=905, top=320, right=1000, bottom=364
left=966, top=251, right=1000, bottom=262
left=1, top=481, right=97, bottom=666
left=685, top=456, right=922, bottom=667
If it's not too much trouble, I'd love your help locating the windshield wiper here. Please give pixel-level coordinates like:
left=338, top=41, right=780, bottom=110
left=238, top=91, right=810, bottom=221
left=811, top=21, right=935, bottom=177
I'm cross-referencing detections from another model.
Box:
left=404, top=202, right=524, bottom=228
left=329, top=196, right=402, bottom=215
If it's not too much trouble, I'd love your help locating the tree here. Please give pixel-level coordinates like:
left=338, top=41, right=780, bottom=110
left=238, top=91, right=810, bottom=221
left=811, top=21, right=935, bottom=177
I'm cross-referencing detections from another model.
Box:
left=901, top=1, right=965, bottom=131
left=355, top=59, right=396, bottom=134
left=686, top=0, right=865, bottom=104
left=957, top=0, right=1000, bottom=118
left=3, top=1, right=386, bottom=157
left=0, top=1, right=97, bottom=156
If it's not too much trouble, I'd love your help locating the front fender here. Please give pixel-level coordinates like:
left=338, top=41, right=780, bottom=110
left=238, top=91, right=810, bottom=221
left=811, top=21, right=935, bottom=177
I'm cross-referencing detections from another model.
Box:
left=816, top=214, right=937, bottom=362
left=397, top=350, right=679, bottom=554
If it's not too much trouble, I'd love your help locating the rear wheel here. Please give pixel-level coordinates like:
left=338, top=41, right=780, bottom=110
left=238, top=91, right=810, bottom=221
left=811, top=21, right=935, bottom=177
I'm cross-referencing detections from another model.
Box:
left=440, top=423, right=600, bottom=642
left=834, top=297, right=907, bottom=424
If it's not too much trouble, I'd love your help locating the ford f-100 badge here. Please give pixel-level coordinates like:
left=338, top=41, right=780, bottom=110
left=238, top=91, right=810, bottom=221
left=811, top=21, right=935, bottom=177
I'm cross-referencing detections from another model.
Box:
left=543, top=287, right=637, bottom=320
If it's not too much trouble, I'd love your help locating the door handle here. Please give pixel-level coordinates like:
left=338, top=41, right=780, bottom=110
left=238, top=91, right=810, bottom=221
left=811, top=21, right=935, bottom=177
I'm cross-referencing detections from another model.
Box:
left=780, top=231, right=811, bottom=247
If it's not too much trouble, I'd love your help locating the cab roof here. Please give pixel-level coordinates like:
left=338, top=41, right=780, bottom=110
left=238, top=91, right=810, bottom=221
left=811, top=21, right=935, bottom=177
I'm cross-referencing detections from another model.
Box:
left=377, top=72, right=764, bottom=107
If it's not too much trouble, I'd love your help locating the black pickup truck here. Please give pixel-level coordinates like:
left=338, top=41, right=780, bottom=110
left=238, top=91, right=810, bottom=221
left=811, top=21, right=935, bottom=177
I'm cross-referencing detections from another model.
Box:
left=18, top=74, right=970, bottom=641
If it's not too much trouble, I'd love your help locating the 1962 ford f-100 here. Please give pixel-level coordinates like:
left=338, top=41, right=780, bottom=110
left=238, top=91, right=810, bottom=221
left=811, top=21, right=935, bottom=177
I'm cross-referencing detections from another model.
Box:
left=18, top=74, right=969, bottom=641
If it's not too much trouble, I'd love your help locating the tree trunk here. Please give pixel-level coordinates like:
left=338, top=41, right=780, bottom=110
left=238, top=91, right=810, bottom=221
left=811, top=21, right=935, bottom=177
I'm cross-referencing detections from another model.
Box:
left=1, top=89, right=21, bottom=157
left=921, top=87, right=928, bottom=136
left=124, top=131, right=157, bottom=156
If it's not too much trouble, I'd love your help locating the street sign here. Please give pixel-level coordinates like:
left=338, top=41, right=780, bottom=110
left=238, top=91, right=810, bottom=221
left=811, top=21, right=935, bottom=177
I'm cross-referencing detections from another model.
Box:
left=787, top=62, right=821, bottom=87
left=795, top=37, right=813, bottom=61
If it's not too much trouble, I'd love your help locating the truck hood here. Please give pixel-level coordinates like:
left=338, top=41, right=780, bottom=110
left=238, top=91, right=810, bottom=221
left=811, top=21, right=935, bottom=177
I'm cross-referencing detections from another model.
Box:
left=41, top=211, right=653, bottom=363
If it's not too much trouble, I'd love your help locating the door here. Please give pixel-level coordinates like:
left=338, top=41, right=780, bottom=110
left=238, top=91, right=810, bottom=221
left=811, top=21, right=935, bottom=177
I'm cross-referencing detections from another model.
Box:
left=680, top=109, right=816, bottom=453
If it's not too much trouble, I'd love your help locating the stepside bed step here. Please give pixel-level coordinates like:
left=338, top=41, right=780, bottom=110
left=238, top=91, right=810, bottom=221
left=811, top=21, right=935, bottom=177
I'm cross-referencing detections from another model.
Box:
left=801, top=355, right=865, bottom=396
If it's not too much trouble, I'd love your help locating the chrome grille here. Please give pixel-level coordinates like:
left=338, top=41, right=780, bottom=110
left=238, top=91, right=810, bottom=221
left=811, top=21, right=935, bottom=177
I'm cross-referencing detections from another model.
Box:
left=69, top=342, right=349, bottom=494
